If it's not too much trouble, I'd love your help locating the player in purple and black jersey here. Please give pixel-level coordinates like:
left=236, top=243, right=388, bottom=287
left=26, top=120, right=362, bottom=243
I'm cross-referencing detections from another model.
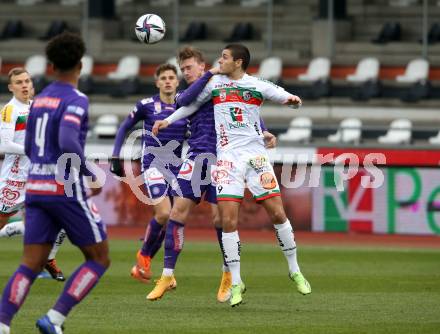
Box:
left=0, top=32, right=109, bottom=334
left=110, top=64, right=187, bottom=287
left=147, top=46, right=277, bottom=302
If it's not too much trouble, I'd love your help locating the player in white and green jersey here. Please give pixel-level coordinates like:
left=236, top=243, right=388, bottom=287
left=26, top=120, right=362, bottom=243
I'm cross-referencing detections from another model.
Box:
left=0, top=68, right=66, bottom=281
left=154, top=44, right=311, bottom=307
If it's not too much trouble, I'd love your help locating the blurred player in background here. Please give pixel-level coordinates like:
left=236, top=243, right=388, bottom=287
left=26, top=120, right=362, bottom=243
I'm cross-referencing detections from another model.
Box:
left=147, top=46, right=277, bottom=302
left=0, top=68, right=66, bottom=282
left=153, top=43, right=311, bottom=307
left=0, top=32, right=110, bottom=334
left=110, top=63, right=187, bottom=288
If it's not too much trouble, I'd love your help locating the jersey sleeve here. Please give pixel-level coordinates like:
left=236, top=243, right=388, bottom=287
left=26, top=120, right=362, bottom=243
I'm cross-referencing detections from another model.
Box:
left=0, top=104, right=25, bottom=154
left=194, top=76, right=215, bottom=106
left=58, top=96, right=93, bottom=176
left=59, top=96, right=89, bottom=130
left=0, top=104, right=18, bottom=130
left=259, top=78, right=291, bottom=104
left=112, top=101, right=144, bottom=157
left=176, top=71, right=214, bottom=106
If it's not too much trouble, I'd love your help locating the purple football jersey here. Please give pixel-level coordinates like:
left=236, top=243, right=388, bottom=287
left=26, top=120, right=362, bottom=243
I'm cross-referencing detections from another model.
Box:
left=25, top=81, right=90, bottom=200
left=112, top=94, right=188, bottom=176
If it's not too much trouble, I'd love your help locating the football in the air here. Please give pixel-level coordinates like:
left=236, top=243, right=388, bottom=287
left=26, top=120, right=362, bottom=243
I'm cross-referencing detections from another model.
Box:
left=135, top=14, right=166, bottom=44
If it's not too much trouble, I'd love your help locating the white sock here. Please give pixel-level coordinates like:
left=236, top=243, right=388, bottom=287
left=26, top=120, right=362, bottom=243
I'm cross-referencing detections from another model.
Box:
left=0, top=322, right=10, bottom=334
left=162, top=268, right=174, bottom=276
left=48, top=230, right=67, bottom=260
left=222, top=231, right=241, bottom=285
left=0, top=221, right=24, bottom=238
left=47, top=309, right=66, bottom=327
left=222, top=264, right=230, bottom=273
left=274, top=220, right=300, bottom=274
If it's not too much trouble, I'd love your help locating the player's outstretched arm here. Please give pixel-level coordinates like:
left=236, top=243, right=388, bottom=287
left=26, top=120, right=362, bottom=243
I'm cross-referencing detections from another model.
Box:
left=176, top=71, right=214, bottom=106
left=110, top=114, right=139, bottom=177
left=152, top=120, right=169, bottom=136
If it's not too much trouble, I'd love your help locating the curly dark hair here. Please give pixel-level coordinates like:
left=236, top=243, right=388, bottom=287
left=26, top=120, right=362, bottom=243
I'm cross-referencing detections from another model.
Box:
left=46, top=32, right=85, bottom=72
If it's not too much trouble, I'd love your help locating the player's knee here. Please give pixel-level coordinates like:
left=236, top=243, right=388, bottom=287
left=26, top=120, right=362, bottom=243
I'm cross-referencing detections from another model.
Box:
left=221, top=215, right=238, bottom=231
left=270, top=210, right=287, bottom=225
left=154, top=211, right=169, bottom=225
left=169, top=206, right=189, bottom=223
left=212, top=215, right=221, bottom=229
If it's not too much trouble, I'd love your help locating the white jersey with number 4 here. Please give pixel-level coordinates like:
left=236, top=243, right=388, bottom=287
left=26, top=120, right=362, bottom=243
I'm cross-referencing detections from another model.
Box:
left=0, top=97, right=30, bottom=213
left=193, top=74, right=291, bottom=152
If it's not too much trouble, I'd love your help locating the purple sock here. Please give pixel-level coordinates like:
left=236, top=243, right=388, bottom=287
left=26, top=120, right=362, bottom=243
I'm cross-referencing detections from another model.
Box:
left=215, top=227, right=228, bottom=267
left=0, top=265, right=38, bottom=326
left=164, top=220, right=185, bottom=270
left=53, top=260, right=107, bottom=316
left=150, top=228, right=166, bottom=258
left=140, top=219, right=164, bottom=257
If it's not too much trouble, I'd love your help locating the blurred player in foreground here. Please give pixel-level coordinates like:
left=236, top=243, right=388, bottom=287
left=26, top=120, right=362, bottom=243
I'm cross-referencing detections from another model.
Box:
left=147, top=46, right=277, bottom=302
left=0, top=68, right=66, bottom=281
left=153, top=43, right=311, bottom=307
left=0, top=32, right=110, bottom=334
left=110, top=63, right=187, bottom=289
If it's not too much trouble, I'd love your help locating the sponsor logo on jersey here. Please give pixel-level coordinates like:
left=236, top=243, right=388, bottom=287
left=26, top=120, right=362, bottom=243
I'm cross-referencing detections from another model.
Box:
left=33, top=97, right=61, bottom=109
left=141, top=97, right=154, bottom=105
left=63, top=114, right=81, bottom=125
left=29, top=163, right=57, bottom=175
left=243, top=90, right=252, bottom=101
left=1, top=105, right=13, bottom=123
left=217, top=159, right=234, bottom=170
left=249, top=156, right=269, bottom=173
left=220, top=89, right=227, bottom=101
left=66, top=105, right=85, bottom=116
left=219, top=124, right=228, bottom=147
left=6, top=180, right=26, bottom=188
left=228, top=107, right=248, bottom=129
left=260, top=172, right=277, bottom=190
left=179, top=160, right=193, bottom=175
left=230, top=107, right=243, bottom=122
left=10, top=156, right=20, bottom=174
left=154, top=102, right=162, bottom=114
left=1, top=187, right=20, bottom=201
left=212, top=169, right=228, bottom=182
left=144, top=168, right=166, bottom=186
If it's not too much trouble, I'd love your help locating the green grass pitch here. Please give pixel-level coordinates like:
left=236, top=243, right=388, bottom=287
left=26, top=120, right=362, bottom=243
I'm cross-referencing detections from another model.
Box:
left=0, top=238, right=439, bottom=334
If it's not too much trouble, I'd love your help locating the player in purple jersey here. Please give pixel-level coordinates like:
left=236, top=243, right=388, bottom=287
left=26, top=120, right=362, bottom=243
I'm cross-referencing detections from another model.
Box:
left=0, top=33, right=110, bottom=334
left=110, top=64, right=187, bottom=287
left=147, top=46, right=277, bottom=302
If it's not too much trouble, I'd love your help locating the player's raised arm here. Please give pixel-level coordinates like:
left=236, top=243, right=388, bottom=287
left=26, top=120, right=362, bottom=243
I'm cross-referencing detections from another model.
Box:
left=259, top=78, right=302, bottom=108
left=176, top=69, right=216, bottom=106
left=110, top=104, right=143, bottom=176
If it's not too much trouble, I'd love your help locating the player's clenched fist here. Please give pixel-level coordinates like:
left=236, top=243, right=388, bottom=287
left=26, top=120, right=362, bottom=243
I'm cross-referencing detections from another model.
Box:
left=285, top=95, right=302, bottom=109
left=152, top=120, right=169, bottom=136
